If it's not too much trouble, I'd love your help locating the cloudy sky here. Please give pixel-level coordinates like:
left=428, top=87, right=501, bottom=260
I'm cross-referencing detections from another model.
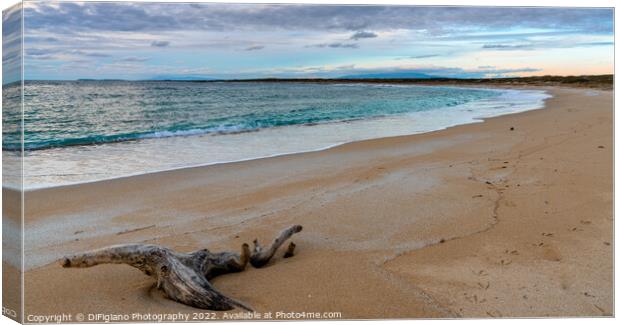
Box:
left=2, top=1, right=614, bottom=82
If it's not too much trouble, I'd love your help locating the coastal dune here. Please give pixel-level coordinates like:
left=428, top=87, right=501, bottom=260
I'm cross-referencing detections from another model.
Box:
left=18, top=87, right=612, bottom=318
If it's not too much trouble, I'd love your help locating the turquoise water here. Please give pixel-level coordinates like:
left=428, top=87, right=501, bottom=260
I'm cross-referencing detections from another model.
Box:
left=1, top=81, right=550, bottom=188
left=4, top=81, right=499, bottom=151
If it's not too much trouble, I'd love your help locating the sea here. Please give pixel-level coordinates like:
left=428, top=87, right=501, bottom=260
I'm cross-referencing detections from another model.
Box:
left=2, top=81, right=551, bottom=189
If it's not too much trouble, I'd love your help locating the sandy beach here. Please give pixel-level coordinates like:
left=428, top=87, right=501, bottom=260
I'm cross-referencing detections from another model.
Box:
left=12, top=86, right=612, bottom=319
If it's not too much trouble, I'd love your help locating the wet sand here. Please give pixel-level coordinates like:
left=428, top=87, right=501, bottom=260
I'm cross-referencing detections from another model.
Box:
left=11, top=86, right=612, bottom=319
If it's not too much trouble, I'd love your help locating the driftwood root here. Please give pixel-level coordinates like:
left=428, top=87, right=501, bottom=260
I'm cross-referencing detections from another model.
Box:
left=61, top=225, right=303, bottom=311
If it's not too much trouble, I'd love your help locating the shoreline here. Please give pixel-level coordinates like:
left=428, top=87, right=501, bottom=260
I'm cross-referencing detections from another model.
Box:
left=12, top=85, right=613, bottom=318
left=11, top=85, right=550, bottom=191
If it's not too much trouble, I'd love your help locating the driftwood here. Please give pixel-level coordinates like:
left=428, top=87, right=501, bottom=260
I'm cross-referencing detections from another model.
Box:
left=60, top=225, right=303, bottom=311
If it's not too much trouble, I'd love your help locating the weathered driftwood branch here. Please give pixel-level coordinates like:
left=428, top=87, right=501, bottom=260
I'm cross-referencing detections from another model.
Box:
left=250, top=225, right=302, bottom=267
left=60, top=225, right=303, bottom=311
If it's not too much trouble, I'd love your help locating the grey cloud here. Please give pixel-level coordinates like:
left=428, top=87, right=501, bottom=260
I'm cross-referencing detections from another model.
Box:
left=24, top=3, right=612, bottom=35
left=24, top=36, right=59, bottom=43
left=350, top=31, right=377, bottom=40
left=71, top=50, right=112, bottom=58
left=151, top=40, right=170, bottom=47
left=310, top=42, right=359, bottom=49
left=118, top=56, right=150, bottom=62
left=482, top=43, right=531, bottom=50
left=336, top=64, right=356, bottom=70
left=481, top=39, right=612, bottom=51
left=411, top=54, right=439, bottom=59
left=244, top=45, right=265, bottom=51
left=26, top=48, right=50, bottom=57
left=578, top=41, right=614, bottom=46
left=393, top=54, right=440, bottom=60
left=25, top=2, right=177, bottom=32
left=25, top=48, right=112, bottom=59
left=3, top=3, right=22, bottom=84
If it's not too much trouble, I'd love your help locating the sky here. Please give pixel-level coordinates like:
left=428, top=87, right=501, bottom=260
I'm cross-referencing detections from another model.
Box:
left=2, top=1, right=615, bottom=82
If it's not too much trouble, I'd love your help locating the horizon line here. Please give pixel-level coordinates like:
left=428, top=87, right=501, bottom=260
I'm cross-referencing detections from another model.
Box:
left=3, top=73, right=614, bottom=84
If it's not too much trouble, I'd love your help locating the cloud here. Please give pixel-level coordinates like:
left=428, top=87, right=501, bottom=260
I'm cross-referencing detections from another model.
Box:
left=18, top=2, right=613, bottom=80
left=118, top=56, right=150, bottom=62
left=476, top=67, right=540, bottom=74
left=481, top=39, right=613, bottom=51
left=23, top=3, right=612, bottom=35
left=25, top=48, right=50, bottom=57
left=3, top=3, right=22, bottom=83
left=482, top=43, right=531, bottom=50
left=253, top=63, right=542, bottom=79
left=25, top=48, right=112, bottom=60
left=350, top=31, right=377, bottom=40
left=393, top=54, right=441, bottom=60
left=151, top=40, right=170, bottom=47
left=71, top=50, right=112, bottom=58
left=309, top=42, right=359, bottom=49
left=379, top=66, right=542, bottom=78
left=410, top=54, right=439, bottom=59
left=578, top=41, right=614, bottom=46
left=24, top=36, right=59, bottom=43
left=244, top=45, right=265, bottom=51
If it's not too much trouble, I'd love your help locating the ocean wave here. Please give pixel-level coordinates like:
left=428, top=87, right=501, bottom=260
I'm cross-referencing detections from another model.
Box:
left=136, top=125, right=256, bottom=139
left=9, top=82, right=504, bottom=151
left=11, top=124, right=261, bottom=151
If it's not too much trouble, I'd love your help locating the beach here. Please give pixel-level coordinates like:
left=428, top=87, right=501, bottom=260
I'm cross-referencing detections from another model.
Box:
left=15, top=86, right=612, bottom=319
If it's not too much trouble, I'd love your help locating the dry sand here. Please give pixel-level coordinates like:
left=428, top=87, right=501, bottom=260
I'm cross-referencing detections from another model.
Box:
left=8, top=86, right=613, bottom=319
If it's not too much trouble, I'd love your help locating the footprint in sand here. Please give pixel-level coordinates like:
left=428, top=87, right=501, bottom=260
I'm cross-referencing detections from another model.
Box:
left=486, top=310, right=503, bottom=317
left=542, top=246, right=562, bottom=262
left=464, top=293, right=487, bottom=304
left=499, top=259, right=512, bottom=266
left=472, top=269, right=489, bottom=276
left=504, top=200, right=517, bottom=207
